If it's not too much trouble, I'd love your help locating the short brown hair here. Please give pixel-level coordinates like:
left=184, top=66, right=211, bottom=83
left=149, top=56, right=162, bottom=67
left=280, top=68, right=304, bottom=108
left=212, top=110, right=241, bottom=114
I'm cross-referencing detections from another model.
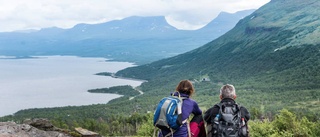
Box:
left=176, top=80, right=195, bottom=96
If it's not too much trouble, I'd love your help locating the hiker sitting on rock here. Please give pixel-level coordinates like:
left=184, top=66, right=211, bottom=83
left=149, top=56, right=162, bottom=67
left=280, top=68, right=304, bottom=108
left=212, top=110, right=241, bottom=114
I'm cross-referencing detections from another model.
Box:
left=155, top=80, right=202, bottom=137
left=204, top=84, right=250, bottom=137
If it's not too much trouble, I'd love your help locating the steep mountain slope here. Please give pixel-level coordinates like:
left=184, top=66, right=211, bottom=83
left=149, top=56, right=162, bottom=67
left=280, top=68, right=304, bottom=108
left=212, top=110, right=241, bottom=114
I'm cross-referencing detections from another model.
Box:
left=117, top=0, right=320, bottom=112
left=0, top=11, right=254, bottom=64
left=118, top=0, right=319, bottom=81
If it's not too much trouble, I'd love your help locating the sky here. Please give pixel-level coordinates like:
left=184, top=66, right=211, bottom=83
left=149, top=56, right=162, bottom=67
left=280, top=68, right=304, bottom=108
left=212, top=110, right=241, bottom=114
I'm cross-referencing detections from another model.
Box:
left=0, top=0, right=270, bottom=32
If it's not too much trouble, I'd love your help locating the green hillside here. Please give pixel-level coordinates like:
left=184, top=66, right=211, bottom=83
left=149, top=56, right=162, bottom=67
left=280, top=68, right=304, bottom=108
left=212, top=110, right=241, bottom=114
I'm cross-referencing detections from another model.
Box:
left=116, top=0, right=320, bottom=113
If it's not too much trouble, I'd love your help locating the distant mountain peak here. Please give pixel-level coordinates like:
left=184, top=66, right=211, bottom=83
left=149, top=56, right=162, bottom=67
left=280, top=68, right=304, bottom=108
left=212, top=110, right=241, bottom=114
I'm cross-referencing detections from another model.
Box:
left=112, top=15, right=177, bottom=32
left=68, top=15, right=177, bottom=34
left=197, top=9, right=255, bottom=33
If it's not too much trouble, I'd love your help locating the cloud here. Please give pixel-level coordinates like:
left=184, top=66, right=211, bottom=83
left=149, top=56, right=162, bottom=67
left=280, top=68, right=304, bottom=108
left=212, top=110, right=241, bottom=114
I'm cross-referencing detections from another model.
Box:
left=0, top=0, right=270, bottom=32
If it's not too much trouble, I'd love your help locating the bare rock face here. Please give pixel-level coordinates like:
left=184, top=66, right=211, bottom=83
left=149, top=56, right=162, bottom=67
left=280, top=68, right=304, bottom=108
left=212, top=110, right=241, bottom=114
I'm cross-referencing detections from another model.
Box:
left=23, top=118, right=57, bottom=131
left=0, top=119, right=72, bottom=137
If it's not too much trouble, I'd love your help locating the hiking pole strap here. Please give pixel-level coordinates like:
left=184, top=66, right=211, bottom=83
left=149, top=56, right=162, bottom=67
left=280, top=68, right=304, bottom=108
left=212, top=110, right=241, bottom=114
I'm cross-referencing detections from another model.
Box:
left=153, top=127, right=157, bottom=137
left=164, top=129, right=174, bottom=137
left=187, top=120, right=191, bottom=137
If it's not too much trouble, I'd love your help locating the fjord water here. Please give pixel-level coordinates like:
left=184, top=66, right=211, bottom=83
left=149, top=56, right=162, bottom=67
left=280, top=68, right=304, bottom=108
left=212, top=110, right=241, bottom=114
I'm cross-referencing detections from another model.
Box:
left=0, top=56, right=142, bottom=116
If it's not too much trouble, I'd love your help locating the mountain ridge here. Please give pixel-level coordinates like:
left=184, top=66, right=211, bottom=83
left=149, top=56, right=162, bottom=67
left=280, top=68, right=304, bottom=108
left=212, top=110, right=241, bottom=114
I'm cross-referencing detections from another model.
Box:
left=116, top=0, right=320, bottom=112
left=68, top=16, right=178, bottom=36
left=132, top=1, right=317, bottom=74
left=0, top=10, right=255, bottom=64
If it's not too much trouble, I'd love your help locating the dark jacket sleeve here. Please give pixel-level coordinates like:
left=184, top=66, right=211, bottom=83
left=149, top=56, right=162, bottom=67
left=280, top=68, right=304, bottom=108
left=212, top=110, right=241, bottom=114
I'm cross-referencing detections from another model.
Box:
left=204, top=105, right=220, bottom=124
left=240, top=106, right=250, bottom=122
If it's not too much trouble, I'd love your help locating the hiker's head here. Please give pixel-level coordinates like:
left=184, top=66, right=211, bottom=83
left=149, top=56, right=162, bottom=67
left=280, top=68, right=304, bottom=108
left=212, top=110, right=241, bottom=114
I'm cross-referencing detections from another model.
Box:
left=176, top=80, right=194, bottom=96
left=220, top=84, right=236, bottom=100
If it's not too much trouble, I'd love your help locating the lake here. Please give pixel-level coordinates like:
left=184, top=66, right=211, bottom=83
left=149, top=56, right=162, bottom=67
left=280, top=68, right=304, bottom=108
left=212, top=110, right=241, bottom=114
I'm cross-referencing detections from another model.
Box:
left=0, top=56, right=143, bottom=116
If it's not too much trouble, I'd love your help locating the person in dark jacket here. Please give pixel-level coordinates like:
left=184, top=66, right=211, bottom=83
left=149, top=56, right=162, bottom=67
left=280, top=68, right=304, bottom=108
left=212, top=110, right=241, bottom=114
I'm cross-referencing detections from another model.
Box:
left=159, top=80, right=202, bottom=137
left=204, top=84, right=250, bottom=137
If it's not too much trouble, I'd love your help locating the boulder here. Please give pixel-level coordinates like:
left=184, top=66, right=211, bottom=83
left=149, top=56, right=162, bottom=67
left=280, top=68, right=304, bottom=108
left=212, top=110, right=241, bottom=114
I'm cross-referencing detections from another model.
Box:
left=0, top=119, right=71, bottom=137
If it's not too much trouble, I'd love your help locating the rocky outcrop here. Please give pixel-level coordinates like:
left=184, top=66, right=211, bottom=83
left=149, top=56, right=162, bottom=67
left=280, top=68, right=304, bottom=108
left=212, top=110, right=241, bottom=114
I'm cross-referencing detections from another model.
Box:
left=0, top=118, right=72, bottom=137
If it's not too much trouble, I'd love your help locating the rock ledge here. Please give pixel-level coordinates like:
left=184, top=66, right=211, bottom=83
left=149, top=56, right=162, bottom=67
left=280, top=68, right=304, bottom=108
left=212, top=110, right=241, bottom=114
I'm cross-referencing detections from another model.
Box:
left=0, top=118, right=72, bottom=137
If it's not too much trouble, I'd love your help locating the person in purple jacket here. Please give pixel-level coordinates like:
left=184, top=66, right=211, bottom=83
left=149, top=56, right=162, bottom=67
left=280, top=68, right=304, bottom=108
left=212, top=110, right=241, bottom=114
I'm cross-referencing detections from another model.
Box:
left=159, top=80, right=203, bottom=137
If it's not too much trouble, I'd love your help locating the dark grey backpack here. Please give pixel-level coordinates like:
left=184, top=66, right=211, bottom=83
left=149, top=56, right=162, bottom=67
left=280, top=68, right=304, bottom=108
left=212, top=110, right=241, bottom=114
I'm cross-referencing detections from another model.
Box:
left=211, top=102, right=248, bottom=137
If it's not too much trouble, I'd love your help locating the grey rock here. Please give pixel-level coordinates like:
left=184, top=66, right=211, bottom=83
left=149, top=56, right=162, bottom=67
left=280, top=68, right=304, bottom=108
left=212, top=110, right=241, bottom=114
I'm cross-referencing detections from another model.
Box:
left=0, top=120, right=71, bottom=137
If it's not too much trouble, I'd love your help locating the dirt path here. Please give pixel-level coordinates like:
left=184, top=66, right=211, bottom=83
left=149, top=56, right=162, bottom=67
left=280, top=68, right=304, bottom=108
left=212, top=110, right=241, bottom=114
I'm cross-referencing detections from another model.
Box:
left=129, top=87, right=144, bottom=100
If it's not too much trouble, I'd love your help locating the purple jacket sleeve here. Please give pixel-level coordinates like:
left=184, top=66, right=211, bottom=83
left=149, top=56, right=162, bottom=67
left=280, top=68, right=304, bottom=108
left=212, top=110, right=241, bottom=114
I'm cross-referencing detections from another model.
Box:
left=181, top=98, right=202, bottom=120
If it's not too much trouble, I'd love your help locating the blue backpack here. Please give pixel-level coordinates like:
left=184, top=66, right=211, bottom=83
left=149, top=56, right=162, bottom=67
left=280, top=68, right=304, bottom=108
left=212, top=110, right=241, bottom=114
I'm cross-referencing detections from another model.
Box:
left=153, top=92, right=186, bottom=132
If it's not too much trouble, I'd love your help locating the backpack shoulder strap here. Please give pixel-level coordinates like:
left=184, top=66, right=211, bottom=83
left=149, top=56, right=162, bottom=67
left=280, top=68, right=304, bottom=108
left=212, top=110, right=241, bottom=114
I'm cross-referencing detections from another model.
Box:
left=234, top=103, right=242, bottom=116
left=218, top=102, right=227, bottom=115
left=209, top=103, right=222, bottom=124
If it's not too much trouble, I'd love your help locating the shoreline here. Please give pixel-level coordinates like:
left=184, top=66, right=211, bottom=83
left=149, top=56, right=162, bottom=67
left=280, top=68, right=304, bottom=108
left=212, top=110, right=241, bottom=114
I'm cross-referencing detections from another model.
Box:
left=95, top=72, right=148, bottom=83
left=110, top=73, right=148, bottom=83
left=91, top=73, right=147, bottom=101
left=0, top=56, right=141, bottom=117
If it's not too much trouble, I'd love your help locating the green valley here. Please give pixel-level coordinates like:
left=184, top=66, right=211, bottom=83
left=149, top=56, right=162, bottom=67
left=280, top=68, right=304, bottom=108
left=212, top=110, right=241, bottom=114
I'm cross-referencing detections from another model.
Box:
left=1, top=0, right=320, bottom=136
